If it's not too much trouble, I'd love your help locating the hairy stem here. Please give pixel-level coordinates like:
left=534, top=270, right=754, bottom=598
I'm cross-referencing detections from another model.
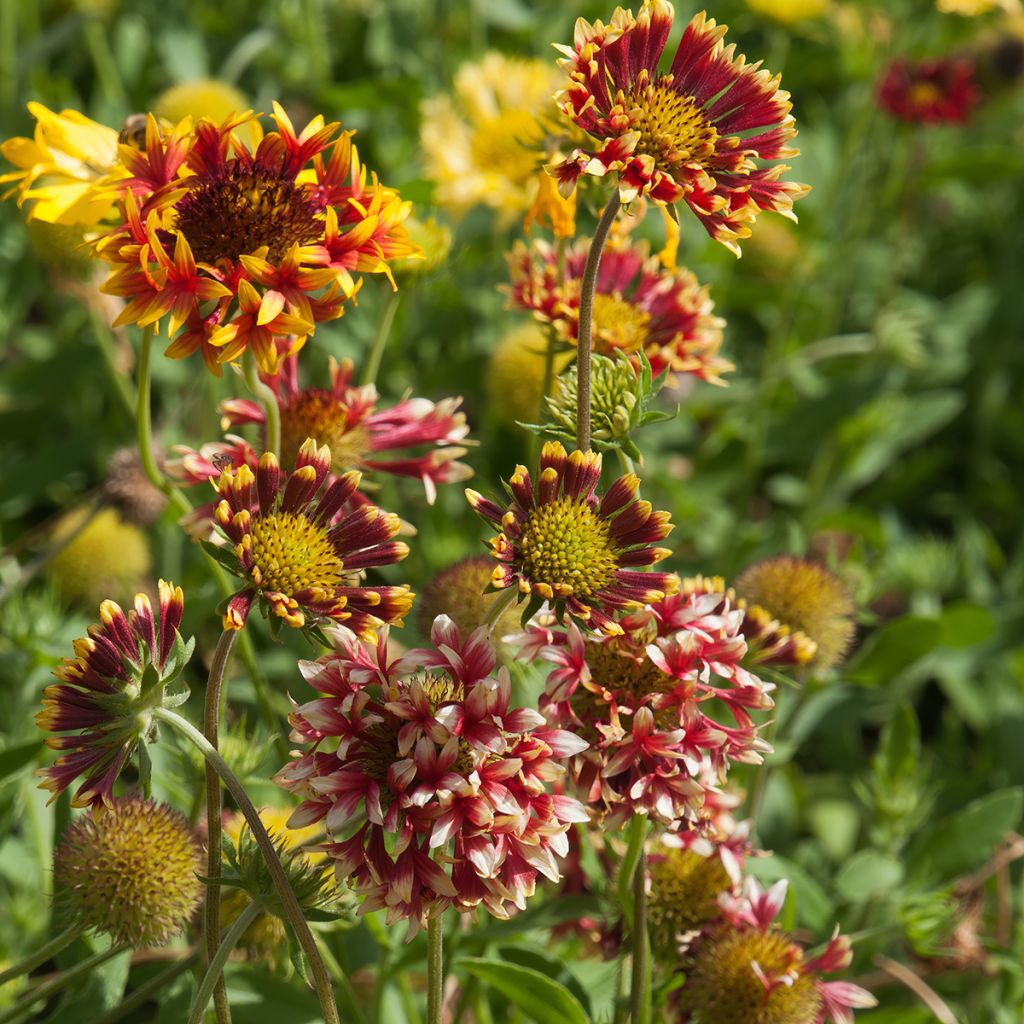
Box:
left=426, top=914, right=444, bottom=1024
left=242, top=351, right=281, bottom=458
left=576, top=195, right=621, bottom=451
left=153, top=707, right=341, bottom=1024
left=0, top=925, right=84, bottom=988
left=187, top=901, right=261, bottom=1024
left=361, top=291, right=402, bottom=387
left=203, top=629, right=239, bottom=1024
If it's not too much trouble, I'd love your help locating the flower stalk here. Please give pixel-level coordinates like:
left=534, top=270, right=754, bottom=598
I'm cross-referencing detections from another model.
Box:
left=629, top=845, right=651, bottom=1024
left=0, top=924, right=84, bottom=988
left=361, top=290, right=402, bottom=387
left=576, top=195, right=621, bottom=451
left=187, top=901, right=262, bottom=1024
left=426, top=914, right=444, bottom=1024
left=152, top=706, right=341, bottom=1024
left=242, top=350, right=281, bottom=458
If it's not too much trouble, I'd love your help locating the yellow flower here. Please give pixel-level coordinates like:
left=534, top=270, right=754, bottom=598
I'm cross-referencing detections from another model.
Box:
left=154, top=78, right=249, bottom=126
left=486, top=321, right=571, bottom=426
left=747, top=0, right=830, bottom=22
left=422, top=53, right=565, bottom=222
left=937, top=0, right=1017, bottom=13
left=0, top=102, right=124, bottom=224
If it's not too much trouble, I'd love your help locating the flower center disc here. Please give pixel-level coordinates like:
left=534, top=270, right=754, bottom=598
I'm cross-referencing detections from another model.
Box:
left=591, top=293, right=652, bottom=355
left=519, top=497, right=617, bottom=597
left=280, top=390, right=370, bottom=473
left=630, top=79, right=719, bottom=169
left=174, top=165, right=323, bottom=265
left=248, top=512, right=344, bottom=595
left=469, top=110, right=544, bottom=184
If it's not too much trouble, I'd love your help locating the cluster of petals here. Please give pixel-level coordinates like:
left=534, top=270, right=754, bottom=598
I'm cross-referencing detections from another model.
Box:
left=37, top=581, right=186, bottom=808
left=212, top=438, right=412, bottom=637
left=550, top=2, right=809, bottom=254
left=516, top=584, right=774, bottom=829
left=466, top=441, right=678, bottom=636
left=274, top=617, right=589, bottom=933
left=92, top=105, right=419, bottom=373
left=506, top=236, right=730, bottom=385
left=878, top=56, right=981, bottom=124
left=711, top=879, right=878, bottom=1024
left=172, top=352, right=473, bottom=508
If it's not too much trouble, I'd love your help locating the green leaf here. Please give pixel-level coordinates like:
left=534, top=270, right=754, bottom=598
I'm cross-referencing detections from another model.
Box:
left=0, top=739, right=43, bottom=784
left=938, top=602, right=995, bottom=649
left=836, top=850, right=904, bottom=903
left=848, top=617, right=943, bottom=684
left=907, top=788, right=1024, bottom=884
left=457, top=958, right=591, bottom=1024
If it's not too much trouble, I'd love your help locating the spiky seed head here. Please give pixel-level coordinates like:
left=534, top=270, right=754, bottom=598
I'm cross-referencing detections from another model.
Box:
left=418, top=556, right=522, bottom=639
left=648, top=848, right=733, bottom=960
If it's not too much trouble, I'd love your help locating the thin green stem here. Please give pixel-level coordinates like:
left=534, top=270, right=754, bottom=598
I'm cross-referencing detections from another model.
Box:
left=93, top=954, right=199, bottom=1024
left=136, top=326, right=164, bottom=492
left=426, top=914, right=444, bottom=1024
left=746, top=689, right=784, bottom=829
left=481, top=584, right=518, bottom=629
left=0, top=925, right=84, bottom=988
left=203, top=629, right=239, bottom=1024
left=77, top=3, right=127, bottom=108
left=153, top=707, right=341, bottom=1024
left=361, top=291, right=402, bottom=387
left=187, top=901, right=261, bottom=1024
left=89, top=309, right=136, bottom=423
left=576, top=195, right=621, bottom=451
left=0, top=943, right=129, bottom=1024
left=628, top=846, right=650, bottom=1024
left=615, top=448, right=635, bottom=477
left=243, top=351, right=281, bottom=458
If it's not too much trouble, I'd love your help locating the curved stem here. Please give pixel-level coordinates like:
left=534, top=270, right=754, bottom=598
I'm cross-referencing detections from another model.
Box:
left=94, top=953, right=199, bottom=1024
left=576, top=195, right=621, bottom=452
left=426, top=914, right=444, bottom=1024
left=0, top=925, right=84, bottom=988
left=628, top=847, right=650, bottom=1024
left=153, top=707, right=341, bottom=1024
left=203, top=629, right=239, bottom=1024
left=243, top=351, right=281, bottom=458
left=0, top=943, right=128, bottom=1024
left=187, top=901, right=261, bottom=1024
left=361, top=291, right=401, bottom=387
left=481, top=585, right=519, bottom=630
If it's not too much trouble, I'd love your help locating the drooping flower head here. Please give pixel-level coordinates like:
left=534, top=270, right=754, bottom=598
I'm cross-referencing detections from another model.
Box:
left=211, top=438, right=412, bottom=638
left=1, top=103, right=126, bottom=225
left=550, top=3, right=809, bottom=254
left=274, top=618, right=589, bottom=934
left=173, top=354, right=473, bottom=507
left=507, top=236, right=729, bottom=385
left=466, top=441, right=678, bottom=635
left=421, top=53, right=576, bottom=234
left=878, top=57, right=981, bottom=124
left=94, top=105, right=420, bottom=373
left=37, top=581, right=192, bottom=808
left=733, top=558, right=855, bottom=673
left=676, top=878, right=877, bottom=1023
left=54, top=797, right=203, bottom=947
left=517, top=585, right=774, bottom=827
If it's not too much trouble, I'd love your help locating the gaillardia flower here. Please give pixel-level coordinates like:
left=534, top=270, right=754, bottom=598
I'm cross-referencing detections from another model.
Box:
left=518, top=586, right=774, bottom=826
left=677, top=879, right=877, bottom=1024
left=878, top=56, right=981, bottom=123
left=174, top=354, right=472, bottom=506
left=466, top=441, right=678, bottom=635
left=507, top=236, right=729, bottom=385
left=1, top=103, right=125, bottom=224
left=54, top=797, right=203, bottom=947
left=551, top=2, right=809, bottom=254
left=95, top=105, right=419, bottom=373
left=421, top=53, right=575, bottom=231
left=275, top=618, right=588, bottom=933
left=734, top=558, right=855, bottom=673
left=37, top=581, right=192, bottom=808
left=212, top=439, right=412, bottom=637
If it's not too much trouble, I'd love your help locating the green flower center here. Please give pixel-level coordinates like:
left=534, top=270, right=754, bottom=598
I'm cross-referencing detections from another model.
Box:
left=519, top=497, right=618, bottom=597
left=279, top=390, right=371, bottom=473
left=469, top=109, right=544, bottom=184
left=649, top=849, right=732, bottom=959
left=175, top=165, right=322, bottom=265
left=683, top=926, right=822, bottom=1024
left=630, top=79, right=719, bottom=169
left=248, top=512, right=344, bottom=596
left=591, top=293, right=652, bottom=355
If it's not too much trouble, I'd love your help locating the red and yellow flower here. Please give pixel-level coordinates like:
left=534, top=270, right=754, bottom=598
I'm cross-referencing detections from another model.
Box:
left=274, top=618, right=588, bottom=933
left=878, top=56, right=981, bottom=124
left=507, top=236, right=730, bottom=385
left=550, top=2, right=809, bottom=254
left=94, top=105, right=420, bottom=373
left=212, top=438, right=412, bottom=637
left=466, top=441, right=678, bottom=635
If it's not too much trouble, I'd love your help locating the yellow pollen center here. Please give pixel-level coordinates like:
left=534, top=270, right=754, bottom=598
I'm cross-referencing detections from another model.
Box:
left=630, top=79, right=719, bottom=168
left=519, top=497, right=618, bottom=597
left=909, top=81, right=943, bottom=107
left=280, top=390, right=370, bottom=473
left=469, top=109, right=544, bottom=184
left=248, top=512, right=344, bottom=596
left=591, top=293, right=652, bottom=355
